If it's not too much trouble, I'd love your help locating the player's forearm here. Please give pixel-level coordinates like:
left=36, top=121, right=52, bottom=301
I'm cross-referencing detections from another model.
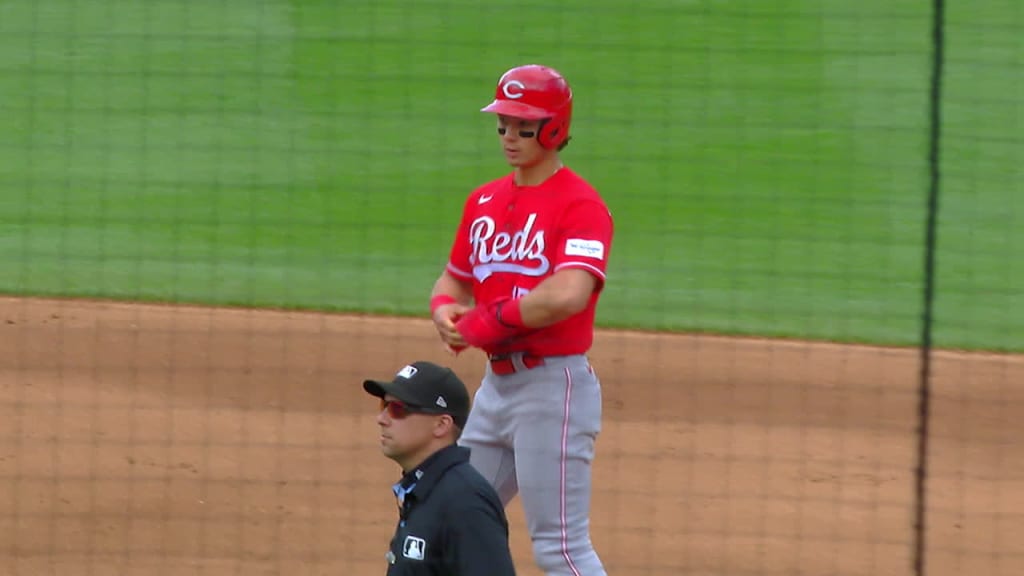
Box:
left=432, top=271, right=474, bottom=305
left=518, top=294, right=581, bottom=328
left=518, top=269, right=595, bottom=328
left=452, top=270, right=595, bottom=347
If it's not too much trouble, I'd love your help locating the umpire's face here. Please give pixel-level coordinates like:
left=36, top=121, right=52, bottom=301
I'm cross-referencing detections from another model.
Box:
left=377, top=394, right=452, bottom=471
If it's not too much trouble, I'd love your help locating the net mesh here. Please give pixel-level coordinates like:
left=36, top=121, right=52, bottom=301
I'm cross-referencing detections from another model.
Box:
left=0, top=1, right=1021, bottom=575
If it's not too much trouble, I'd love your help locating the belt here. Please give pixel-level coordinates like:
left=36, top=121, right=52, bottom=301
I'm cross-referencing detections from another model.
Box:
left=488, top=352, right=545, bottom=376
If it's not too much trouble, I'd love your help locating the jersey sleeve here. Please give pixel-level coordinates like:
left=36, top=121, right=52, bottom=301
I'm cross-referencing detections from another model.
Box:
left=443, top=492, right=516, bottom=576
left=553, top=199, right=614, bottom=285
left=445, top=195, right=476, bottom=282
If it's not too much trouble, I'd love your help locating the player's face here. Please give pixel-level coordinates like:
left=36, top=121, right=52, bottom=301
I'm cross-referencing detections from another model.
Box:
left=497, top=115, right=546, bottom=167
left=376, top=395, right=442, bottom=467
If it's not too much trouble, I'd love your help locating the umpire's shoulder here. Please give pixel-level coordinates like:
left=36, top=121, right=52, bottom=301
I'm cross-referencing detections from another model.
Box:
left=440, top=459, right=503, bottom=507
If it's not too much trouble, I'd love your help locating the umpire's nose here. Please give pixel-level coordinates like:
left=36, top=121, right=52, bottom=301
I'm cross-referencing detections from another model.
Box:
left=377, top=408, right=389, bottom=426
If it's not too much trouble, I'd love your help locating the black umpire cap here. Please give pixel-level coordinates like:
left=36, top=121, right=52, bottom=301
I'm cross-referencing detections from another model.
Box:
left=363, top=361, right=471, bottom=428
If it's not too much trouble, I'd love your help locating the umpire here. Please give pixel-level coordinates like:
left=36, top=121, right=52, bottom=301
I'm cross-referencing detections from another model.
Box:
left=364, top=361, right=517, bottom=575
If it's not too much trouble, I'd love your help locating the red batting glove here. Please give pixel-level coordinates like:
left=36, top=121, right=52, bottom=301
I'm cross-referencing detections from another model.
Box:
left=455, top=297, right=527, bottom=350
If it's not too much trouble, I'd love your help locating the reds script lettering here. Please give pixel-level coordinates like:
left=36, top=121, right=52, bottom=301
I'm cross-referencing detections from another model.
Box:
left=469, top=213, right=549, bottom=281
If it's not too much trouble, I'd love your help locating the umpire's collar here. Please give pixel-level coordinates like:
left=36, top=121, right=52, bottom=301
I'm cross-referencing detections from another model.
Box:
left=397, top=444, right=470, bottom=499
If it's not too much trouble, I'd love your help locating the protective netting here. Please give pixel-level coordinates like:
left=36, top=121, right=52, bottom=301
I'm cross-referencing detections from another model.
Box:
left=0, top=1, right=1020, bottom=575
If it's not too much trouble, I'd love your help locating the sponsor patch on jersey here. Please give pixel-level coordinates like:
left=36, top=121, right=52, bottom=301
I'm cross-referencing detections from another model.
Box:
left=565, top=238, right=605, bottom=260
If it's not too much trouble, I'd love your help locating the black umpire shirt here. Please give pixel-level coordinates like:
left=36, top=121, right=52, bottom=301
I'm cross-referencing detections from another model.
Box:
left=385, top=444, right=516, bottom=575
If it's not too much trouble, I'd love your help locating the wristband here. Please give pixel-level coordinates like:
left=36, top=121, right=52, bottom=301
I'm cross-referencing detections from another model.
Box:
left=496, top=298, right=525, bottom=328
left=430, top=294, right=457, bottom=314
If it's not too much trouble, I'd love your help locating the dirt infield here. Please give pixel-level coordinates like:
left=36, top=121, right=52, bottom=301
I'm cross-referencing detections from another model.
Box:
left=0, top=296, right=1020, bottom=576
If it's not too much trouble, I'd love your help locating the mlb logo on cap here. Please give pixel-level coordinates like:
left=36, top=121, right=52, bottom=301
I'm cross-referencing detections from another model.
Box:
left=362, top=361, right=471, bottom=428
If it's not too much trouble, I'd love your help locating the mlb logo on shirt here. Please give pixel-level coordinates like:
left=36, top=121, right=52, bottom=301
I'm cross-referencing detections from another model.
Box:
left=403, top=535, right=426, bottom=560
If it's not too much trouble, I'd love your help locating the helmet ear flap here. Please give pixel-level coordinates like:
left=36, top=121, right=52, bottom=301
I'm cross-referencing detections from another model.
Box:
left=538, top=114, right=570, bottom=149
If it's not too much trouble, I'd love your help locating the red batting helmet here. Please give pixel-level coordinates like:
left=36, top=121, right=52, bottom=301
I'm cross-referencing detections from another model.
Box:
left=481, top=64, right=573, bottom=150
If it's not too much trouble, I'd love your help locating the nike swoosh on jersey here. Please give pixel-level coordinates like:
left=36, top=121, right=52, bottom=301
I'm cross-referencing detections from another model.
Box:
left=477, top=195, right=494, bottom=204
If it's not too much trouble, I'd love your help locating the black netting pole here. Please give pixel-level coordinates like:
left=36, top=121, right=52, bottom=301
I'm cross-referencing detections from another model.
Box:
left=914, top=0, right=946, bottom=574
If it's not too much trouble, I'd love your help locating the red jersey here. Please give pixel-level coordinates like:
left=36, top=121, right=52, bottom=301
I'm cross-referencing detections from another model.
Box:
left=446, top=167, right=614, bottom=356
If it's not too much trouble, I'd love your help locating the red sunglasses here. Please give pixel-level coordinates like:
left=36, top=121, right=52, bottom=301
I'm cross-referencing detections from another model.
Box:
left=380, top=398, right=432, bottom=419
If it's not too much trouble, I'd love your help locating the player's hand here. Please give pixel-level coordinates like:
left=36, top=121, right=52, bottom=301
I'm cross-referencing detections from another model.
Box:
left=432, top=302, right=471, bottom=355
left=454, top=298, right=525, bottom=350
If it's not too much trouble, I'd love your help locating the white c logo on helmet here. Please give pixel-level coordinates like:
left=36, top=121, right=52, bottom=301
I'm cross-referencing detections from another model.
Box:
left=502, top=80, right=526, bottom=99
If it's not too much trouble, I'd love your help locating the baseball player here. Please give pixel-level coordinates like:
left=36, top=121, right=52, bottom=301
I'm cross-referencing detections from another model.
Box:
left=429, top=64, right=613, bottom=576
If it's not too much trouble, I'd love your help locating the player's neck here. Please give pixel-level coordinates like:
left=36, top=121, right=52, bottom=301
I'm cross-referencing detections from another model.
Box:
left=514, top=155, right=563, bottom=187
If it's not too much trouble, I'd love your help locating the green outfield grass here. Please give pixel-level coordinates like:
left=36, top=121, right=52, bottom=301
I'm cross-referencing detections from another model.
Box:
left=0, top=0, right=1020, bottom=350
